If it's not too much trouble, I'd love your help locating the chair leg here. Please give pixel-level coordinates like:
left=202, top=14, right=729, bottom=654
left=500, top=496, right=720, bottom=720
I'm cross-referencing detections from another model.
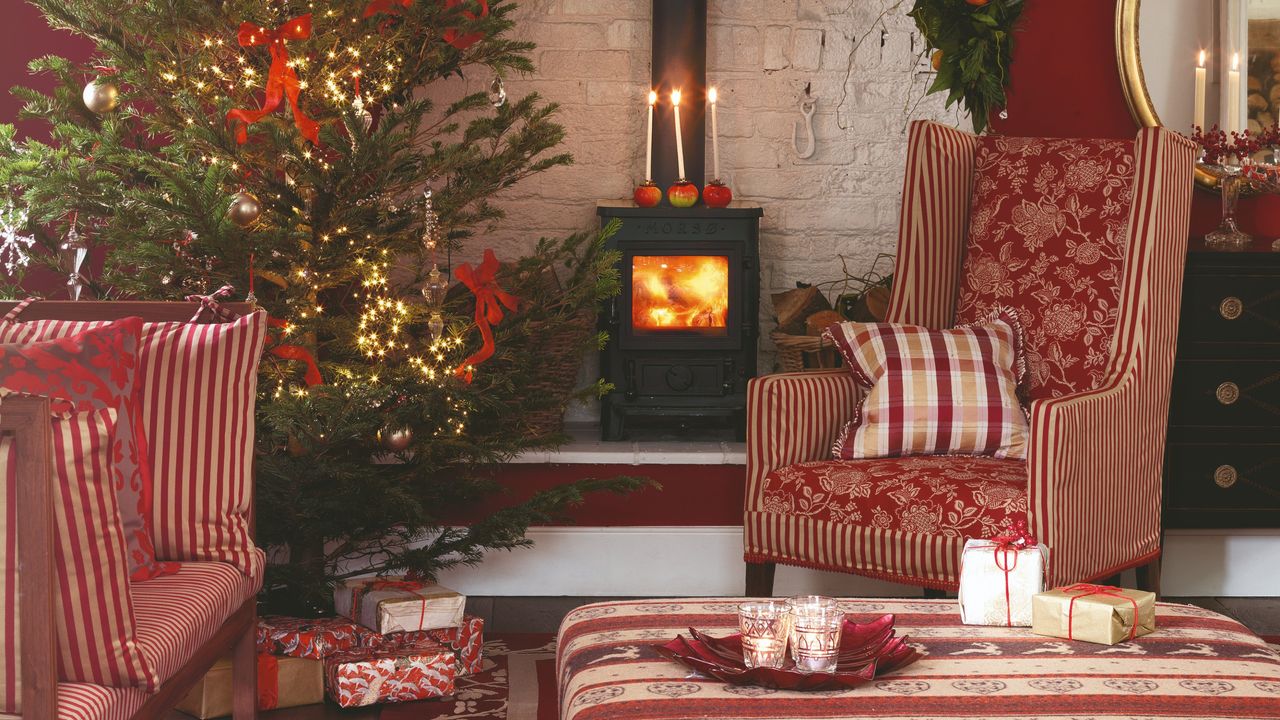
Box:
left=745, top=561, right=776, bottom=597
left=232, top=608, right=258, bottom=720
left=1135, top=556, right=1162, bottom=598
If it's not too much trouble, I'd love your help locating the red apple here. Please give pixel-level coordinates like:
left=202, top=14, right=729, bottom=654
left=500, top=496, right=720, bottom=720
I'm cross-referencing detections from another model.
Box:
left=703, top=181, right=733, bottom=208
left=633, top=181, right=662, bottom=208
left=667, top=180, right=699, bottom=208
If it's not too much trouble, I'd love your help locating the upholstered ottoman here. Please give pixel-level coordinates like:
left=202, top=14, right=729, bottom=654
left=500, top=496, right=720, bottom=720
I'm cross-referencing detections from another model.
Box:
left=557, top=598, right=1280, bottom=720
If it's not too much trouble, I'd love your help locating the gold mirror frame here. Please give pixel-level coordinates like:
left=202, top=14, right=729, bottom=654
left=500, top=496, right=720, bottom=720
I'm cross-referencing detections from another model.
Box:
left=1116, top=0, right=1219, bottom=190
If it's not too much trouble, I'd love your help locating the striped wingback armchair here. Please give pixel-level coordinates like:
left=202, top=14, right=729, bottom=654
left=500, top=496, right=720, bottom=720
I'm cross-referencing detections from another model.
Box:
left=744, top=121, right=1196, bottom=595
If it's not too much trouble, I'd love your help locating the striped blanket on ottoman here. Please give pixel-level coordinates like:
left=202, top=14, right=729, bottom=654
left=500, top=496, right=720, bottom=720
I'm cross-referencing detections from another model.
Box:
left=556, top=599, right=1280, bottom=720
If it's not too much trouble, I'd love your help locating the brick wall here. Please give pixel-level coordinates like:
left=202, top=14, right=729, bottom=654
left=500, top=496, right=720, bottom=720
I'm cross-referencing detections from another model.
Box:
left=442, top=0, right=958, bottom=383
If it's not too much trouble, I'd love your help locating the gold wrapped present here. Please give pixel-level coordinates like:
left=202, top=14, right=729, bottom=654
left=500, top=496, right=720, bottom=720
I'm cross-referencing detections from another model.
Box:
left=176, top=653, right=323, bottom=718
left=1031, top=584, right=1156, bottom=645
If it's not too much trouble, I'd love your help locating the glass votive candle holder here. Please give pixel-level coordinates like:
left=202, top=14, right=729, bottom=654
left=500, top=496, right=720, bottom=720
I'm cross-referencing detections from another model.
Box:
left=738, top=600, right=791, bottom=669
left=788, top=596, right=844, bottom=673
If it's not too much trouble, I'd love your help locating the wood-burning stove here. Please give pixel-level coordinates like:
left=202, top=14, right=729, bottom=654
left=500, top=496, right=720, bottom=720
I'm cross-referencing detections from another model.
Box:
left=598, top=202, right=762, bottom=440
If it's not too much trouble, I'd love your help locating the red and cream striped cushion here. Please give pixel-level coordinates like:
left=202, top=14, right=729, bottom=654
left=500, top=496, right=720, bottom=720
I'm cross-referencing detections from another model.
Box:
left=0, top=408, right=157, bottom=714
left=825, top=313, right=1029, bottom=460
left=0, top=311, right=268, bottom=575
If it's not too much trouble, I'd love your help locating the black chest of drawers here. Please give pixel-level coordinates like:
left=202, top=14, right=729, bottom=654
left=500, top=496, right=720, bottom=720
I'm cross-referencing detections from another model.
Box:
left=1164, top=238, right=1280, bottom=528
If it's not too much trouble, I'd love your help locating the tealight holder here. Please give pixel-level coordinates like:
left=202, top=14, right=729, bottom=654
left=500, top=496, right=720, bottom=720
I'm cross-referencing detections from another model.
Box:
left=738, top=600, right=790, bottom=669
left=789, top=595, right=843, bottom=673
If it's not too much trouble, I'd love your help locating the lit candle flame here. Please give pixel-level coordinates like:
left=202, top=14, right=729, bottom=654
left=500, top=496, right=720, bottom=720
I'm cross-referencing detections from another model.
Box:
left=708, top=87, right=718, bottom=104
left=1199, top=50, right=1206, bottom=67
left=671, top=89, right=682, bottom=106
left=1232, top=52, right=1240, bottom=71
left=648, top=90, right=657, bottom=105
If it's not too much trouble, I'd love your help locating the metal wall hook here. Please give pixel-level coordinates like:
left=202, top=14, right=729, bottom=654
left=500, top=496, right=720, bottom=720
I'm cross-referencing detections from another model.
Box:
left=792, top=96, right=817, bottom=159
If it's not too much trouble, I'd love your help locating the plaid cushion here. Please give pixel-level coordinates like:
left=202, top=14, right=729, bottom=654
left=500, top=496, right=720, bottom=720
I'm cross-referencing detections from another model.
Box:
left=824, top=312, right=1028, bottom=460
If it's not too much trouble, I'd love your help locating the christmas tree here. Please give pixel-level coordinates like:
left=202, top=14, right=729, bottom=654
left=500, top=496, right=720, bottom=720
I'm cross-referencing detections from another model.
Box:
left=0, top=0, right=646, bottom=614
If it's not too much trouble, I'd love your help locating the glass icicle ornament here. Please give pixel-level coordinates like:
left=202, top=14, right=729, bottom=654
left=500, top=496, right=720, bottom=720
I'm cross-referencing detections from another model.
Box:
left=428, top=312, right=445, bottom=341
left=59, top=223, right=89, bottom=300
left=488, top=76, right=507, bottom=108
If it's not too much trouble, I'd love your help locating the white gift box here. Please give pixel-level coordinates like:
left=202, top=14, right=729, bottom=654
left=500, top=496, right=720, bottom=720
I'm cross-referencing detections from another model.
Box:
left=334, top=577, right=466, bottom=635
left=958, top=537, right=1048, bottom=627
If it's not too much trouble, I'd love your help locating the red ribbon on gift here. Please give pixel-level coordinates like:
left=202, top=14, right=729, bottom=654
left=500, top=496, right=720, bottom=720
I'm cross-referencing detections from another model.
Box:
left=257, top=654, right=279, bottom=710
left=265, top=316, right=323, bottom=386
left=1061, top=583, right=1140, bottom=642
left=987, top=519, right=1037, bottom=627
left=454, top=248, right=517, bottom=383
left=186, top=285, right=239, bottom=323
left=351, top=578, right=433, bottom=632
left=226, top=14, right=321, bottom=146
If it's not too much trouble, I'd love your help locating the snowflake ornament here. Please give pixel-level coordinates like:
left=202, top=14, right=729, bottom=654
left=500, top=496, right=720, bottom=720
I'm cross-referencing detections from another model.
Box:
left=0, top=202, right=34, bottom=276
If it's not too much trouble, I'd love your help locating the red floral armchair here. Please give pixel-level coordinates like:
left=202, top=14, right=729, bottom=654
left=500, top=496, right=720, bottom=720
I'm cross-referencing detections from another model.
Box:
left=744, top=121, right=1196, bottom=594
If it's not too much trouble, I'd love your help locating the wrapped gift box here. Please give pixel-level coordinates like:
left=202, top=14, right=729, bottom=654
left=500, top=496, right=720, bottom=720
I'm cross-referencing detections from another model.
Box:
left=335, top=576, right=466, bottom=634
left=176, top=653, right=323, bottom=718
left=1031, top=584, right=1156, bottom=645
left=257, top=615, right=376, bottom=660
left=380, top=614, right=485, bottom=676
left=957, top=533, right=1047, bottom=627
left=325, top=638, right=457, bottom=708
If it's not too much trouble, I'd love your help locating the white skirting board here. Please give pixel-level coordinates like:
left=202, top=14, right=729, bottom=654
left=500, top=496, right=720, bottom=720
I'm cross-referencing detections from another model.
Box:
left=433, top=526, right=1280, bottom=597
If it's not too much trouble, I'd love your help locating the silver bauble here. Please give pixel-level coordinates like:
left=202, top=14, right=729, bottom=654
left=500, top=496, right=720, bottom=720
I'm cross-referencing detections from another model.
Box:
left=379, top=426, right=413, bottom=452
left=488, top=76, right=507, bottom=108
left=228, top=192, right=262, bottom=228
left=82, top=79, right=119, bottom=113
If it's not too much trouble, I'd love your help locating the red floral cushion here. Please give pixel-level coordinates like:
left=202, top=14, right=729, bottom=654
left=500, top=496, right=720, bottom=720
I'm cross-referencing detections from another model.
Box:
left=825, top=312, right=1029, bottom=461
left=0, top=317, right=174, bottom=581
left=760, top=456, right=1028, bottom=540
left=955, top=136, right=1135, bottom=400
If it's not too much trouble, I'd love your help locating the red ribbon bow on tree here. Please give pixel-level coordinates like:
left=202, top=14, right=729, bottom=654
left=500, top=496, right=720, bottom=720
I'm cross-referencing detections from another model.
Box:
left=265, top=317, right=323, bottom=386
left=455, top=248, right=517, bottom=383
left=362, top=0, right=489, bottom=50
left=987, top=519, right=1038, bottom=627
left=226, top=14, right=321, bottom=146
left=1060, top=583, right=1140, bottom=641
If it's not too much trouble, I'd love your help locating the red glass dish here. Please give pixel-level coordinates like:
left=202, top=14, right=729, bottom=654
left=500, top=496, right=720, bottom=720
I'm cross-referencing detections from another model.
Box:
left=654, top=613, right=920, bottom=691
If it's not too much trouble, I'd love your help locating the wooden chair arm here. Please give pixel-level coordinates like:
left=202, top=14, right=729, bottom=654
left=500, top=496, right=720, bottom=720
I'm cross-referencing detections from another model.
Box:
left=2, top=396, right=56, bottom=720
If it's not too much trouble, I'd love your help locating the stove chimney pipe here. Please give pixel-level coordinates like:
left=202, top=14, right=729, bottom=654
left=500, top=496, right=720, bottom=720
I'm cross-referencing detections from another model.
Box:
left=651, top=0, right=707, bottom=196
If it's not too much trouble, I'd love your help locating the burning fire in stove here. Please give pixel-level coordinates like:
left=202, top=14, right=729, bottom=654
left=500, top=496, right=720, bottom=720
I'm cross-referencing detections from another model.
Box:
left=632, top=255, right=729, bottom=330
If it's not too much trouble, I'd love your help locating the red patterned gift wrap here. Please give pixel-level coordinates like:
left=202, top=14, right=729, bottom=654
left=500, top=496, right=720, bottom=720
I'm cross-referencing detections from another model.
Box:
left=381, top=615, right=485, bottom=676
left=325, top=638, right=457, bottom=708
left=257, top=616, right=376, bottom=660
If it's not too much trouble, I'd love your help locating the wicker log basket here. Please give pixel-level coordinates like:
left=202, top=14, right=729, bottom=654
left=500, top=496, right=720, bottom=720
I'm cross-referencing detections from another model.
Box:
left=521, top=308, right=596, bottom=438
left=769, top=254, right=893, bottom=374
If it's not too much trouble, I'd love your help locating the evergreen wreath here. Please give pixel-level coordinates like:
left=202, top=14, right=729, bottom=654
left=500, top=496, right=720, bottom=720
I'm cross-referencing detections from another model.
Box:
left=910, top=0, right=1025, bottom=134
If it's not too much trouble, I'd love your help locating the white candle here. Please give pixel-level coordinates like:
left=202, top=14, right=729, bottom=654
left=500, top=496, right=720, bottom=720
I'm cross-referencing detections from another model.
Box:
left=1228, top=52, right=1241, bottom=134
left=645, top=90, right=656, bottom=182
left=1194, top=50, right=1207, bottom=129
left=672, top=89, right=686, bottom=180
left=708, top=86, right=720, bottom=181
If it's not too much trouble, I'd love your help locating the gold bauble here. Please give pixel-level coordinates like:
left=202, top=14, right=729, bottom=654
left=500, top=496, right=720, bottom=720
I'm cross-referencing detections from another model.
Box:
left=227, top=192, right=262, bottom=228
left=82, top=79, right=119, bottom=113
left=379, top=426, right=413, bottom=452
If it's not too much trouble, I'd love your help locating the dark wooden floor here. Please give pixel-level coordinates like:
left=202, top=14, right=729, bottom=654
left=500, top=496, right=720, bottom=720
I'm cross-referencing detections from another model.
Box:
left=168, top=595, right=1280, bottom=720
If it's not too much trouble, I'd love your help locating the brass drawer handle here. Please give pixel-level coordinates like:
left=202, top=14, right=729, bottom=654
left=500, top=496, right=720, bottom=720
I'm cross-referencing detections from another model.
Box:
left=1219, top=296, right=1244, bottom=320
left=1214, top=464, right=1238, bottom=488
left=1216, top=381, right=1240, bottom=405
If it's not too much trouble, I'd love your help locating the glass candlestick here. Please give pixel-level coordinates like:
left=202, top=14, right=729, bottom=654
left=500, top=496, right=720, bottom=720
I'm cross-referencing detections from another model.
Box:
left=788, top=595, right=843, bottom=673
left=1205, top=170, right=1253, bottom=250
left=738, top=600, right=790, bottom=669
